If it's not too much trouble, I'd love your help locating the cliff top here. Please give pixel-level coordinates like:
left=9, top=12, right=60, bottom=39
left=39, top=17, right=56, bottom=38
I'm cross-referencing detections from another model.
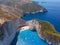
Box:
left=0, top=0, right=47, bottom=25
left=37, top=20, right=60, bottom=37
left=17, top=2, right=47, bottom=13
left=0, top=9, right=19, bottom=25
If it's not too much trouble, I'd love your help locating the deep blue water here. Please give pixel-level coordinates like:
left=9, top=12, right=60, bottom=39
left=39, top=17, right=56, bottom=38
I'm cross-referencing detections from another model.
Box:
left=16, top=29, right=49, bottom=45
left=11, top=0, right=60, bottom=45
left=22, top=1, right=60, bottom=32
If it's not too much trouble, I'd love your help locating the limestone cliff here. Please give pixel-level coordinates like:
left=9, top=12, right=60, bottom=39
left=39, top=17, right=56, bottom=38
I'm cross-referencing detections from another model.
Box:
left=0, top=4, right=25, bottom=45
left=36, top=20, right=60, bottom=45
left=0, top=0, right=47, bottom=45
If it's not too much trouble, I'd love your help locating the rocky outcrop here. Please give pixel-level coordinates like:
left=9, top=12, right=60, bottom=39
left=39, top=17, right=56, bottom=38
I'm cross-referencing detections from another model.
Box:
left=18, top=2, right=47, bottom=14
left=0, top=0, right=47, bottom=45
left=0, top=5, right=26, bottom=45
left=26, top=20, right=40, bottom=31
left=36, top=20, right=60, bottom=45
left=0, top=0, right=47, bottom=14
left=0, top=4, right=23, bottom=18
left=0, top=18, right=26, bottom=45
left=27, top=19, right=60, bottom=45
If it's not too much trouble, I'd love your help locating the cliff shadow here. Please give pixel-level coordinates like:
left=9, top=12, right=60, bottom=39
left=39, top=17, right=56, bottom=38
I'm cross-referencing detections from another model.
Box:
left=10, top=31, right=19, bottom=45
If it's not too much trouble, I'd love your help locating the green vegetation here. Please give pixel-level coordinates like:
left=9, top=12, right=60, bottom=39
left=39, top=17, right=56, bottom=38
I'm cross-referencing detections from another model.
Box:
left=17, top=2, right=47, bottom=13
left=37, top=19, right=60, bottom=37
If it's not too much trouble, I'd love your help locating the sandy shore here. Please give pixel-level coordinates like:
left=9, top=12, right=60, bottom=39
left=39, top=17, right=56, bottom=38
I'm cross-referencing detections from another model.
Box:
left=20, top=26, right=30, bottom=32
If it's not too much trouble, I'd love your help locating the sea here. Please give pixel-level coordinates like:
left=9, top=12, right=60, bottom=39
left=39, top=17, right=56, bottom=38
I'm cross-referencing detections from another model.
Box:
left=11, top=0, right=60, bottom=45
left=22, top=0, right=60, bottom=32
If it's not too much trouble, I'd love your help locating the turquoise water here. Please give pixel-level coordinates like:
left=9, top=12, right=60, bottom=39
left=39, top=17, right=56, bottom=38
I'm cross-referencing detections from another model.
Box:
left=16, top=29, right=49, bottom=45
left=11, top=0, right=60, bottom=45
left=22, top=0, right=60, bottom=32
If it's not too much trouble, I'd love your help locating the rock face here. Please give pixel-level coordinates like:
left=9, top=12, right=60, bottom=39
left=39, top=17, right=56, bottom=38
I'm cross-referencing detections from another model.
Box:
left=0, top=18, right=26, bottom=45
left=0, top=3, right=26, bottom=45
left=0, top=19, right=18, bottom=45
left=36, top=20, right=60, bottom=45
left=0, top=0, right=47, bottom=45
left=27, top=19, right=60, bottom=45
left=18, top=2, right=47, bottom=14
left=0, top=0, right=47, bottom=14
left=0, top=4, right=23, bottom=18
left=0, top=25, right=4, bottom=41
left=26, top=20, right=40, bottom=32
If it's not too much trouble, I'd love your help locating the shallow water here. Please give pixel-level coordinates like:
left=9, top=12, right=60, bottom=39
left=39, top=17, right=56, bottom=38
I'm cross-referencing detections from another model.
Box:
left=16, top=30, right=49, bottom=45
left=12, top=0, right=60, bottom=45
